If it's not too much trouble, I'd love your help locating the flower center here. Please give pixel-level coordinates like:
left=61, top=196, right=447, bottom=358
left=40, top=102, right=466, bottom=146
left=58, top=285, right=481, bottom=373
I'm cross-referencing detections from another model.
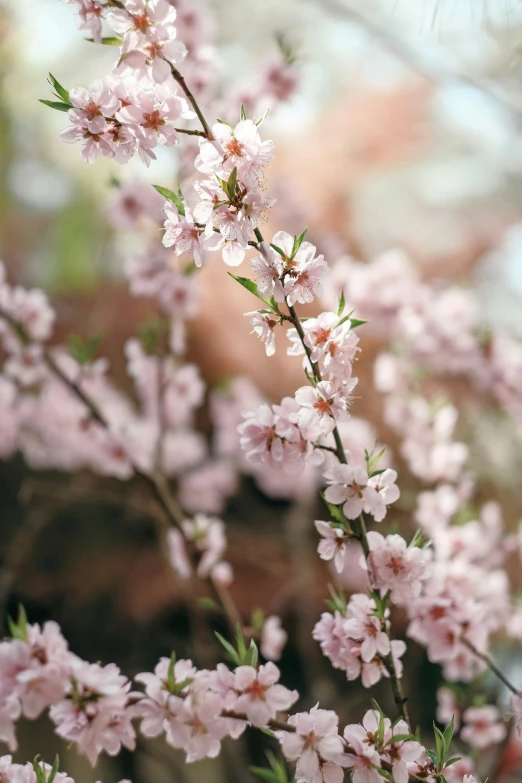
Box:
left=142, top=110, right=165, bottom=131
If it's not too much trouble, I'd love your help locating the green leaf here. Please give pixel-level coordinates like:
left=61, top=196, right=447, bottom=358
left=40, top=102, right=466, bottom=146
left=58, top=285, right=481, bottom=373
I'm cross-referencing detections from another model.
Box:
left=250, top=768, right=278, bottom=783
left=247, top=639, right=259, bottom=668
left=291, top=228, right=307, bottom=259
left=226, top=166, right=238, bottom=200
left=48, top=73, right=70, bottom=104
left=427, top=749, right=438, bottom=765
left=197, top=597, right=221, bottom=612
left=269, top=244, right=286, bottom=259
left=385, top=734, right=413, bottom=746
left=167, top=652, right=176, bottom=692
left=227, top=273, right=276, bottom=310
left=444, top=757, right=462, bottom=768
left=251, top=608, right=265, bottom=632
left=47, top=755, right=60, bottom=783
left=442, top=715, right=455, bottom=757
left=216, top=118, right=233, bottom=128
left=240, top=104, right=247, bottom=122
left=327, top=584, right=347, bottom=614
left=33, top=759, right=46, bottom=783
left=152, top=184, right=185, bottom=216
left=215, top=631, right=240, bottom=665
left=337, top=290, right=346, bottom=317
left=39, top=99, right=71, bottom=113
left=321, top=496, right=348, bottom=527
left=236, top=623, right=247, bottom=661
left=350, top=318, right=367, bottom=328
left=433, top=723, right=445, bottom=763
left=366, top=445, right=387, bottom=476
left=68, top=334, right=101, bottom=366
left=255, top=108, right=270, bottom=126
left=85, top=35, right=123, bottom=45
left=259, top=727, right=275, bottom=737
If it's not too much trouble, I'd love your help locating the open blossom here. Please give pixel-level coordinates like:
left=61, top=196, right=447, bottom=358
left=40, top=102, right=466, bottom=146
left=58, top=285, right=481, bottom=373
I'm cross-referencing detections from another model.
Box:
left=181, top=514, right=227, bottom=578
left=117, top=85, right=193, bottom=149
left=294, top=381, right=354, bottom=440
left=315, top=520, right=349, bottom=573
left=324, top=463, right=398, bottom=522
left=460, top=705, right=506, bottom=749
left=276, top=705, right=345, bottom=783
left=68, top=80, right=120, bottom=133
left=196, top=119, right=274, bottom=182
left=288, top=312, right=360, bottom=382
left=135, top=657, right=196, bottom=737
left=106, top=0, right=177, bottom=43
left=260, top=616, right=288, bottom=661
left=366, top=531, right=431, bottom=606
left=116, top=28, right=187, bottom=83
left=250, top=246, right=285, bottom=301
left=342, top=713, right=382, bottom=783
left=233, top=662, right=298, bottom=727
left=248, top=311, right=279, bottom=357
left=342, top=597, right=390, bottom=663
left=163, top=204, right=205, bottom=266
left=49, top=658, right=135, bottom=766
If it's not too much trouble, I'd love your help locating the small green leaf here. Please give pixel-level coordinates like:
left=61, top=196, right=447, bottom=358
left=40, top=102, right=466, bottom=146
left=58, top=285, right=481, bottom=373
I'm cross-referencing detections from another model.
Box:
left=444, top=757, right=462, bottom=768
left=321, top=495, right=348, bottom=527
left=291, top=228, right=307, bottom=259
left=216, top=118, right=233, bottom=128
left=255, top=108, right=270, bottom=126
left=227, top=166, right=238, bottom=200
left=39, top=99, right=71, bottom=113
left=85, top=35, right=123, bottom=45
left=236, top=623, right=247, bottom=661
left=167, top=651, right=176, bottom=692
left=197, top=597, right=221, bottom=612
left=327, top=584, right=347, bottom=614
left=433, top=723, right=445, bottom=763
left=269, top=244, right=286, bottom=259
left=240, top=104, right=247, bottom=122
left=247, top=639, right=259, bottom=668
left=442, top=715, right=455, bottom=757
left=215, top=631, right=240, bottom=665
left=48, top=73, right=70, bottom=104
left=259, top=727, right=275, bottom=737
left=366, top=445, right=387, bottom=476
left=337, top=290, right=346, bottom=317
left=47, top=755, right=60, bottom=783
left=250, top=768, right=278, bottom=783
left=153, top=184, right=185, bottom=216
left=68, top=334, right=100, bottom=366
left=385, top=734, right=412, bottom=746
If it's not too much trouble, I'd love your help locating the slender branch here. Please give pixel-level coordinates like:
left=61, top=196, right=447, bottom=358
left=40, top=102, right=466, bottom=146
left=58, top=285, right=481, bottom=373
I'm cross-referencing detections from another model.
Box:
left=174, top=127, right=206, bottom=137
left=165, top=60, right=214, bottom=140
left=0, top=306, right=243, bottom=640
left=463, top=638, right=520, bottom=695
left=282, top=297, right=411, bottom=728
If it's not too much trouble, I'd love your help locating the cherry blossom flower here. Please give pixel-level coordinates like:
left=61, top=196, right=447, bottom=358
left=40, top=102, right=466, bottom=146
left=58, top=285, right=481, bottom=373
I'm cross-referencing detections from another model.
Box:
left=324, top=463, right=395, bottom=522
left=163, top=204, right=205, bottom=266
left=460, top=705, right=506, bottom=749
left=314, top=520, right=349, bottom=573
left=366, top=531, right=431, bottom=606
left=342, top=715, right=382, bottom=783
left=248, top=311, right=279, bottom=357
left=276, top=705, right=345, bottom=783
left=260, top=616, right=288, bottom=661
left=250, top=247, right=285, bottom=302
left=233, top=662, right=298, bottom=727
left=68, top=80, right=120, bottom=134
left=294, top=381, right=353, bottom=440
left=343, top=597, right=390, bottom=663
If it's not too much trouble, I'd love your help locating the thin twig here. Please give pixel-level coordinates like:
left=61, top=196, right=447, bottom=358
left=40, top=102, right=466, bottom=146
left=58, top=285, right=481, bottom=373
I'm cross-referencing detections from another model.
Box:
left=463, top=638, right=521, bottom=695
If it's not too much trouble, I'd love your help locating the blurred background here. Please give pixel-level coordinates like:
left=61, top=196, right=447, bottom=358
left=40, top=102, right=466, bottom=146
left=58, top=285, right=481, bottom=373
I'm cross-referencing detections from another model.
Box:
left=2, top=0, right=522, bottom=781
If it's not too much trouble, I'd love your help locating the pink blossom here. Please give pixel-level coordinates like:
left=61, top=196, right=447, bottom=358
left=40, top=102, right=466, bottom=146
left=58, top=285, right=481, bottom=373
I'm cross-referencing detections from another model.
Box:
left=295, top=381, right=353, bottom=439
left=343, top=597, right=390, bottom=663
left=248, top=311, right=279, bottom=357
left=460, top=705, right=506, bottom=749
left=49, top=658, right=135, bottom=766
left=324, top=463, right=393, bottom=522
left=68, top=80, right=120, bottom=134
left=260, top=616, right=288, bottom=661
left=117, top=85, right=192, bottom=150
left=233, top=662, right=298, bottom=726
left=195, top=119, right=274, bottom=183
left=342, top=714, right=382, bottom=783
left=314, top=520, right=349, bottom=573
left=167, top=529, right=192, bottom=579
left=181, top=514, right=227, bottom=578
left=163, top=205, right=205, bottom=266
left=250, top=247, right=285, bottom=302
left=436, top=686, right=460, bottom=730
left=276, top=705, right=345, bottom=783
left=366, top=531, right=430, bottom=606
